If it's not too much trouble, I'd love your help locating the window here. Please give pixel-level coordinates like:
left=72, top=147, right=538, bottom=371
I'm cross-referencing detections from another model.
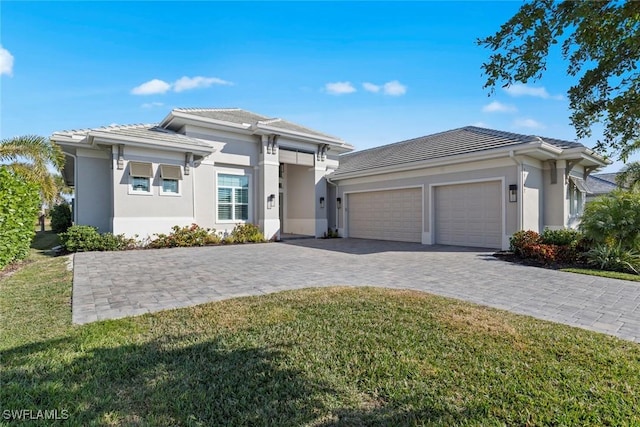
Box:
left=569, top=176, right=587, bottom=216
left=160, top=164, right=182, bottom=195
left=218, top=174, right=249, bottom=221
left=129, top=162, right=153, bottom=194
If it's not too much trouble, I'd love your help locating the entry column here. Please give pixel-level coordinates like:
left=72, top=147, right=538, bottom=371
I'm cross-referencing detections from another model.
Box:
left=259, top=134, right=280, bottom=240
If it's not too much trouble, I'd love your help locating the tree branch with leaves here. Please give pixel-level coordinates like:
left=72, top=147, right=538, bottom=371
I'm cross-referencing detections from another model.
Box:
left=479, top=0, right=640, bottom=161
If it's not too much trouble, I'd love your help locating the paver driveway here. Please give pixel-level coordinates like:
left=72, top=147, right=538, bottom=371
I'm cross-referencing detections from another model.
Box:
left=72, top=238, right=640, bottom=342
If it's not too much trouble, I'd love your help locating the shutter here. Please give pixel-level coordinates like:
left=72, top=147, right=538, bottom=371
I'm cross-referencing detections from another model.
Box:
left=160, top=164, right=182, bottom=180
left=129, top=162, right=153, bottom=177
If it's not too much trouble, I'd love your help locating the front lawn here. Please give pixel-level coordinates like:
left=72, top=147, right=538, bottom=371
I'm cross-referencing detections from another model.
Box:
left=2, top=235, right=639, bottom=425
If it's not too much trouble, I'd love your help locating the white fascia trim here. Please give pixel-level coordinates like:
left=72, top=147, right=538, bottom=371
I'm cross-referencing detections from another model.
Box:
left=168, top=111, right=253, bottom=131
left=254, top=123, right=352, bottom=149
left=558, top=148, right=610, bottom=166
left=89, top=132, right=214, bottom=156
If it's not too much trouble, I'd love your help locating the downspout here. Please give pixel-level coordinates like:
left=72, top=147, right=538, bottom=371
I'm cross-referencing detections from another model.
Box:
left=509, top=151, right=524, bottom=231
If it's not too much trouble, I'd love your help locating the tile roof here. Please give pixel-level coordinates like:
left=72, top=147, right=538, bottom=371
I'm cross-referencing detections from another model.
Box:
left=332, top=126, right=586, bottom=177
left=53, top=123, right=213, bottom=149
left=172, top=108, right=342, bottom=140
left=586, top=173, right=620, bottom=195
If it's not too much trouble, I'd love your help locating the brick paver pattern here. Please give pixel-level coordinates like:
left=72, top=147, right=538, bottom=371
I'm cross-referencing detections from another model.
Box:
left=72, top=239, right=640, bottom=342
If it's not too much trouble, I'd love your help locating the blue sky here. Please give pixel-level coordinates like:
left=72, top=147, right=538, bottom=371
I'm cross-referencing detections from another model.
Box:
left=0, top=1, right=634, bottom=172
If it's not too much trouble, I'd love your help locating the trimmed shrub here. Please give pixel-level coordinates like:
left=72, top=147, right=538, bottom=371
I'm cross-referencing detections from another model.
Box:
left=229, top=223, right=265, bottom=243
left=148, top=224, right=219, bottom=249
left=540, top=228, right=582, bottom=246
left=59, top=225, right=136, bottom=252
left=50, top=203, right=72, bottom=233
left=0, top=168, right=40, bottom=268
left=586, top=243, right=640, bottom=274
left=509, top=230, right=541, bottom=256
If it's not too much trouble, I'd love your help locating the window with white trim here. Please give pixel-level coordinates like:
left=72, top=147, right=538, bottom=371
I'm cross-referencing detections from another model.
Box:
left=160, top=164, right=182, bottom=195
left=129, top=161, right=153, bottom=194
left=569, top=178, right=586, bottom=216
left=217, top=174, right=249, bottom=221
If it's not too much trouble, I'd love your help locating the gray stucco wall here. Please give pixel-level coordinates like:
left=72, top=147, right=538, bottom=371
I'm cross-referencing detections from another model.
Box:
left=77, top=156, right=112, bottom=233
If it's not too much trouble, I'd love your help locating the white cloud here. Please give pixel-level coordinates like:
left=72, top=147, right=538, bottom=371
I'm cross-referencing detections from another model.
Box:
left=141, top=102, right=164, bottom=108
left=173, top=76, right=232, bottom=92
left=513, top=118, right=546, bottom=129
left=482, top=101, right=517, bottom=113
left=131, top=76, right=233, bottom=95
left=325, top=81, right=356, bottom=95
left=362, top=82, right=380, bottom=93
left=504, top=83, right=563, bottom=100
left=131, top=79, right=171, bottom=95
left=0, top=45, right=14, bottom=76
left=383, top=80, right=407, bottom=96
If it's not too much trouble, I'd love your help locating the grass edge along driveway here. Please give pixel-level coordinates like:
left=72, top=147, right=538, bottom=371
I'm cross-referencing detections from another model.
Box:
left=1, top=236, right=639, bottom=426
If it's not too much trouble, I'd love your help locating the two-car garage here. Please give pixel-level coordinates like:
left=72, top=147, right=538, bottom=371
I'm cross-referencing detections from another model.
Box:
left=346, top=181, right=503, bottom=249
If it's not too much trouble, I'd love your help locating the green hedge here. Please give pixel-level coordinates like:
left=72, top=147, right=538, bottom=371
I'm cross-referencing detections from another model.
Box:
left=0, top=168, right=40, bottom=269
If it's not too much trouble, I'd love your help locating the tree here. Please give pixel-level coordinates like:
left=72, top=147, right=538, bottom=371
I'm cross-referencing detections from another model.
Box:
left=0, top=135, right=65, bottom=206
left=616, top=161, right=640, bottom=190
left=478, top=0, right=640, bottom=161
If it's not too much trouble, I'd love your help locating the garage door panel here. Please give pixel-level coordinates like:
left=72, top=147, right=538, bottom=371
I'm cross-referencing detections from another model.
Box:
left=348, top=188, right=422, bottom=243
left=435, top=181, right=502, bottom=249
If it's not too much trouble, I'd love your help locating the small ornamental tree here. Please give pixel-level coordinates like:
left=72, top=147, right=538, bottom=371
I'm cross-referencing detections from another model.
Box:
left=0, top=167, right=40, bottom=269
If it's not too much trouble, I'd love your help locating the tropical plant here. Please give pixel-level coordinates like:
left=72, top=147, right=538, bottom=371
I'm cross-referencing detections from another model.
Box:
left=0, top=135, right=66, bottom=206
left=479, top=0, right=640, bottom=161
left=579, top=190, right=640, bottom=249
left=585, top=243, right=640, bottom=274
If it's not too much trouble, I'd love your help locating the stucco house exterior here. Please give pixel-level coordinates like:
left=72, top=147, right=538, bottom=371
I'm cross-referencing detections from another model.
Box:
left=52, top=110, right=608, bottom=250
left=329, top=126, right=608, bottom=249
left=51, top=108, right=354, bottom=241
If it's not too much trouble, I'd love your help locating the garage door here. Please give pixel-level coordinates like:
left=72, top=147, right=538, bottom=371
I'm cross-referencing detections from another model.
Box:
left=434, top=181, right=502, bottom=248
left=348, top=188, right=422, bottom=242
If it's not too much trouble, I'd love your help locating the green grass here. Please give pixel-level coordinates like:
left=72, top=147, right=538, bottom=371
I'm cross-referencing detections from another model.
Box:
left=2, top=236, right=640, bottom=425
left=561, top=267, right=640, bottom=282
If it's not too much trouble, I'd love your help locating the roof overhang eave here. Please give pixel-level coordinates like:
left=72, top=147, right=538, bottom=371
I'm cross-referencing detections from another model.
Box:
left=558, top=147, right=611, bottom=166
left=253, top=123, right=353, bottom=151
left=162, top=111, right=252, bottom=132
left=88, top=131, right=215, bottom=156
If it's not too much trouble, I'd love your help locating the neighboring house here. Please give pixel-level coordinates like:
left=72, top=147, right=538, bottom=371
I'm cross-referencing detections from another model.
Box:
left=585, top=173, right=621, bottom=202
left=51, top=108, right=354, bottom=240
left=328, top=126, right=609, bottom=250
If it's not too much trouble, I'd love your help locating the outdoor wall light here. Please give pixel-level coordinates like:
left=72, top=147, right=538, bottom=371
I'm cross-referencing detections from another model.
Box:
left=336, top=197, right=342, bottom=209
left=509, top=184, right=518, bottom=203
left=267, top=194, right=275, bottom=209
left=319, top=196, right=325, bottom=208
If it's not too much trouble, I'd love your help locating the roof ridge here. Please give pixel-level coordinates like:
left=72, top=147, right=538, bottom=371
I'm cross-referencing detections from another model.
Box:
left=174, top=107, right=241, bottom=112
